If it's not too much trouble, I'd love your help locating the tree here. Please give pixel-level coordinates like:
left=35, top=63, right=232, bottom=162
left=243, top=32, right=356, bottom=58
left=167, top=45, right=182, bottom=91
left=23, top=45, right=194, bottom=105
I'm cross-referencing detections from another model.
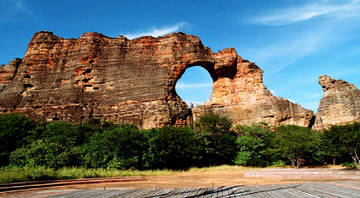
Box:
left=269, top=125, right=321, bottom=169
left=80, top=130, right=114, bottom=168
left=143, top=126, right=203, bottom=169
left=42, top=122, right=81, bottom=147
left=234, top=123, right=273, bottom=166
left=80, top=123, right=146, bottom=169
left=321, top=129, right=347, bottom=165
left=324, top=122, right=360, bottom=168
left=106, top=124, right=147, bottom=170
left=10, top=122, right=82, bottom=168
left=194, top=113, right=237, bottom=165
left=10, top=139, right=80, bottom=168
left=0, top=113, right=37, bottom=166
left=74, top=117, right=103, bottom=143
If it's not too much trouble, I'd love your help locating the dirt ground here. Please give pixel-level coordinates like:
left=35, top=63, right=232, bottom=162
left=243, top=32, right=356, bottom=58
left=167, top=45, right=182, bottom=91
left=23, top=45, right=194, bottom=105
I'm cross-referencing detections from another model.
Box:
left=62, top=165, right=346, bottom=190
left=86, top=169, right=305, bottom=190
left=1, top=165, right=351, bottom=197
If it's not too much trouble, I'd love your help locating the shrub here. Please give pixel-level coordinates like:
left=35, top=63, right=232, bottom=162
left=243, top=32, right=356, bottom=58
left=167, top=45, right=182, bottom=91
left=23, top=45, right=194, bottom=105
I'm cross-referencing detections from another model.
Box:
left=80, top=130, right=116, bottom=169
left=233, top=123, right=273, bottom=166
left=0, top=113, right=37, bottom=166
left=106, top=124, right=147, bottom=170
left=42, top=122, right=82, bottom=147
left=80, top=123, right=147, bottom=169
left=323, top=122, right=360, bottom=169
left=9, top=122, right=83, bottom=168
left=342, top=162, right=358, bottom=169
left=272, top=160, right=286, bottom=167
left=269, top=125, right=321, bottom=169
left=194, top=113, right=237, bottom=166
left=10, top=139, right=81, bottom=168
left=143, top=126, right=203, bottom=169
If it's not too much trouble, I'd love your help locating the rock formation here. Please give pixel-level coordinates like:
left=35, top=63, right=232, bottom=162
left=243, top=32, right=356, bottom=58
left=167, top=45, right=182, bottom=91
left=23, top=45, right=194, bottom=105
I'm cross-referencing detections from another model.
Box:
left=313, top=75, right=360, bottom=130
left=0, top=31, right=314, bottom=129
left=0, top=58, right=22, bottom=92
left=192, top=59, right=314, bottom=127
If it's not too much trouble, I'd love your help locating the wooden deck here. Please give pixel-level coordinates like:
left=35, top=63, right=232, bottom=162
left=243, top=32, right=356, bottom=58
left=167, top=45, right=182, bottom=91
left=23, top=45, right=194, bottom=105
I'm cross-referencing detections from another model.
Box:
left=48, top=182, right=360, bottom=197
left=245, top=168, right=360, bottom=180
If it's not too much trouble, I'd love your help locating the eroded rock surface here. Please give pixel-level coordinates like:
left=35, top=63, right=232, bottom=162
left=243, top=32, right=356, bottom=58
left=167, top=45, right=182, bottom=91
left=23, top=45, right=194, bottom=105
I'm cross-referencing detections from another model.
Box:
left=313, top=75, right=360, bottom=130
left=0, top=58, right=22, bottom=92
left=193, top=59, right=314, bottom=127
left=0, top=31, right=314, bottom=128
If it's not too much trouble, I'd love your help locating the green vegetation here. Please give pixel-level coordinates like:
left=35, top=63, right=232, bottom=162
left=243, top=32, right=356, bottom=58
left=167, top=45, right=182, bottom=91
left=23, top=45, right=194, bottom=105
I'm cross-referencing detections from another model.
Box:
left=144, top=126, right=203, bottom=169
left=269, top=125, right=322, bottom=169
left=323, top=122, right=360, bottom=168
left=194, top=112, right=237, bottom=166
left=0, top=113, right=359, bottom=183
left=0, top=114, right=37, bottom=166
left=233, top=122, right=273, bottom=167
left=0, top=166, right=182, bottom=184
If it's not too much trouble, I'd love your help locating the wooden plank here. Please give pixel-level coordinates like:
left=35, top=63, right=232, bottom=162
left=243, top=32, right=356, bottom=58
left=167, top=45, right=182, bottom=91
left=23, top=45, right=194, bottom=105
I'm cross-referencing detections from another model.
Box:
left=47, top=182, right=360, bottom=197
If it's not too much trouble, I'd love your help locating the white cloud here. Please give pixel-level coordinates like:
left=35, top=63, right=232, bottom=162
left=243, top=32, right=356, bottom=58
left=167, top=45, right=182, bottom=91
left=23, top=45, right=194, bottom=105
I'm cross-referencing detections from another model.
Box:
left=245, top=0, right=360, bottom=76
left=270, top=90, right=276, bottom=95
left=305, top=93, right=324, bottom=100
left=176, top=82, right=213, bottom=89
left=326, top=66, right=360, bottom=79
left=122, top=22, right=187, bottom=39
left=252, top=0, right=360, bottom=26
left=248, top=32, right=325, bottom=75
left=0, top=0, right=32, bottom=22
left=183, top=100, right=204, bottom=107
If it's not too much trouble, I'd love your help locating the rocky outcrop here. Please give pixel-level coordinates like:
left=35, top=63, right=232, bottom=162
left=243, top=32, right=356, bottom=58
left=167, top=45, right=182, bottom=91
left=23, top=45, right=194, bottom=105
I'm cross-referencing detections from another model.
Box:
left=0, top=58, right=22, bottom=92
left=0, top=31, right=314, bottom=128
left=313, top=75, right=360, bottom=130
left=193, top=59, right=314, bottom=127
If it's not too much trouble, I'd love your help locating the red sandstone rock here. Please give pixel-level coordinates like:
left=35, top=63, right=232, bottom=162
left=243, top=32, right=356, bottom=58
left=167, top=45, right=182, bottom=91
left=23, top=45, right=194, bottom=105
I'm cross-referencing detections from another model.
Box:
left=0, top=31, right=314, bottom=128
left=313, top=75, right=360, bottom=130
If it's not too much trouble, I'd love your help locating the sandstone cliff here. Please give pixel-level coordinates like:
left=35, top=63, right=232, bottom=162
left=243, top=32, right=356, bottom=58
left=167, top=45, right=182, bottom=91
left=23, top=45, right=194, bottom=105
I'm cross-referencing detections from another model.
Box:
left=193, top=59, right=314, bottom=127
left=313, top=75, right=360, bottom=130
left=0, top=31, right=314, bottom=128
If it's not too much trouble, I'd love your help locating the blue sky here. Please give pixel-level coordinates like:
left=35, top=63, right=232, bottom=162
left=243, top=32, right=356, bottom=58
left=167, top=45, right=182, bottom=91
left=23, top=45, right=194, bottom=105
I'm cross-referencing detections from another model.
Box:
left=1, top=0, right=360, bottom=112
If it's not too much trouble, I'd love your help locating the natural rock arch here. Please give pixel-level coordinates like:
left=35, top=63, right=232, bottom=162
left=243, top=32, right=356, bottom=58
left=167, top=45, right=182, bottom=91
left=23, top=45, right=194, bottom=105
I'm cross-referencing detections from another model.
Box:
left=174, top=66, right=214, bottom=107
left=0, top=31, right=314, bottom=129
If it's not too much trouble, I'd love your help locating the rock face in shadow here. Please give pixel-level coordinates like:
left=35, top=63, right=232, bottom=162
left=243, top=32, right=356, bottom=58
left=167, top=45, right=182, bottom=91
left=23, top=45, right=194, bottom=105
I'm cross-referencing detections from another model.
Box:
left=0, top=31, right=314, bottom=128
left=313, top=75, right=360, bottom=130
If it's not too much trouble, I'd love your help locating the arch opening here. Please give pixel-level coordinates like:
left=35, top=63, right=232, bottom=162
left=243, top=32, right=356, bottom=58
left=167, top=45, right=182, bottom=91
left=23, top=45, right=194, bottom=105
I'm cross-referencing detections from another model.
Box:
left=175, top=66, right=213, bottom=109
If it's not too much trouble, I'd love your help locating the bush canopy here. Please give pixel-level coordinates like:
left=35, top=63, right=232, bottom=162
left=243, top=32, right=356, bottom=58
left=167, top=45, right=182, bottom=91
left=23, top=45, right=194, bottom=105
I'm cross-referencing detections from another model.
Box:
left=0, top=113, right=358, bottom=170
